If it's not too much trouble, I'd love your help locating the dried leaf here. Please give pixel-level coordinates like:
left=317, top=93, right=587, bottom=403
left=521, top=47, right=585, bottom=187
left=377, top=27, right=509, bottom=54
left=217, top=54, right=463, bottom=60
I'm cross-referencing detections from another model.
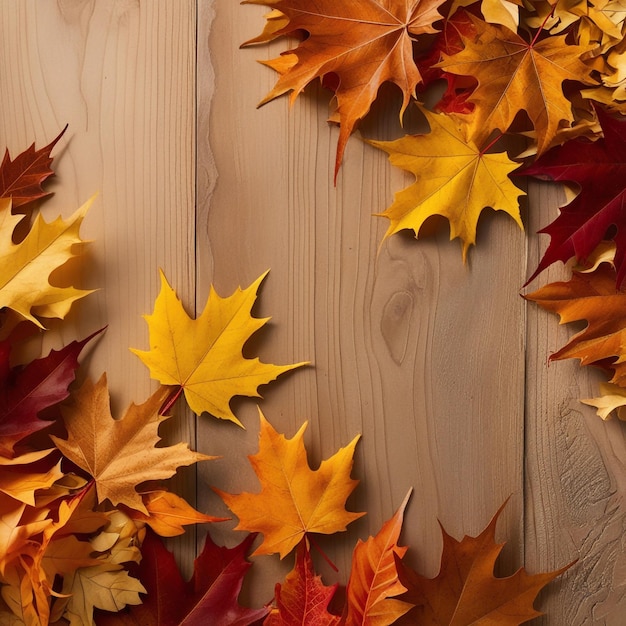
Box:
left=217, top=410, right=364, bottom=558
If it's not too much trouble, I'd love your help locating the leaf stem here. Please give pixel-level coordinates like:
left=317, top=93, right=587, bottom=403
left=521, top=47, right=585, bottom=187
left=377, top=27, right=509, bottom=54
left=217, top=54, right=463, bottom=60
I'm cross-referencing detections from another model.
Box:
left=479, top=131, right=505, bottom=155
left=531, top=3, right=557, bottom=47
left=159, top=386, right=184, bottom=416
left=307, top=534, right=339, bottom=573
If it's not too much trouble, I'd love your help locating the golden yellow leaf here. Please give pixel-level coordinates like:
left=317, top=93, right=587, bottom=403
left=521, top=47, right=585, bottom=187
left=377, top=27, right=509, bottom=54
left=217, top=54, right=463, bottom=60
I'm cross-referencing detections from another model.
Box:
left=438, top=16, right=597, bottom=155
left=51, top=375, right=211, bottom=513
left=582, top=382, right=626, bottom=420
left=60, top=563, right=145, bottom=626
left=217, top=410, right=364, bottom=558
left=369, top=107, right=524, bottom=260
left=132, top=270, right=307, bottom=426
left=0, top=196, right=94, bottom=328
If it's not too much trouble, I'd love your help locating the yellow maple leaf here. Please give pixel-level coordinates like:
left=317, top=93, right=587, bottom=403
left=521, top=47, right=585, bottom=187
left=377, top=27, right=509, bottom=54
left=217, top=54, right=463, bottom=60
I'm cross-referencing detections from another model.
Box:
left=582, top=382, right=626, bottom=420
left=0, top=196, right=94, bottom=328
left=438, top=16, right=597, bottom=155
left=131, top=270, right=307, bottom=426
left=369, top=107, right=524, bottom=260
left=50, top=375, right=212, bottom=513
left=217, top=410, right=364, bottom=558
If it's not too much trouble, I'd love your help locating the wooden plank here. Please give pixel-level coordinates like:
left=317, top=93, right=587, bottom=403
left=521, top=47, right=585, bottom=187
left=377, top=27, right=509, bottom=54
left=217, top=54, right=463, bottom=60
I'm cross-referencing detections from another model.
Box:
left=198, top=0, right=526, bottom=605
left=0, top=0, right=198, bottom=570
left=524, top=180, right=626, bottom=622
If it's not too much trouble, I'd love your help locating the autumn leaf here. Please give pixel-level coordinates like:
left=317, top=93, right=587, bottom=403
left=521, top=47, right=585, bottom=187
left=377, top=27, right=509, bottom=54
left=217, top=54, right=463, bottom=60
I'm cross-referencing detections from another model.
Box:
left=132, top=270, right=306, bottom=426
left=95, top=530, right=268, bottom=626
left=0, top=449, right=63, bottom=505
left=369, top=106, right=524, bottom=260
left=50, top=375, right=211, bottom=513
left=345, top=490, right=413, bottom=626
left=0, top=328, right=102, bottom=457
left=265, top=539, right=341, bottom=626
left=397, top=501, right=569, bottom=624
left=125, top=490, right=226, bottom=537
left=0, top=126, right=66, bottom=210
left=243, top=0, right=446, bottom=179
left=524, top=263, right=626, bottom=386
left=217, top=410, right=364, bottom=558
left=437, top=15, right=597, bottom=154
left=0, top=196, right=94, bottom=327
left=523, top=106, right=626, bottom=287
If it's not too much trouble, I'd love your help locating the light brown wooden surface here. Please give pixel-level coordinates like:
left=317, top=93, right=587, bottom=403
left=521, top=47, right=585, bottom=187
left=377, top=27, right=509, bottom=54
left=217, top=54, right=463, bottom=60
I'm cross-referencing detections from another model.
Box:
left=1, top=1, right=625, bottom=622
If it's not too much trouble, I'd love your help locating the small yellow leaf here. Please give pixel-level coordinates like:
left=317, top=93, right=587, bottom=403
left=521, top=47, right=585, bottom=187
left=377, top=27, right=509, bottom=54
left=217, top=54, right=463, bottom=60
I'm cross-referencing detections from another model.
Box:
left=582, top=382, right=626, bottom=420
left=370, top=107, right=524, bottom=260
left=132, top=270, right=307, bottom=426
left=0, top=196, right=94, bottom=327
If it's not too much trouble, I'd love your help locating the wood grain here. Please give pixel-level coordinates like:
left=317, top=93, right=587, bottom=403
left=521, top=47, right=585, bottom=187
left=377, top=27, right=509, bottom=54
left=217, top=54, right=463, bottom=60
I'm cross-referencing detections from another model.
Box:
left=1, top=1, right=625, bottom=622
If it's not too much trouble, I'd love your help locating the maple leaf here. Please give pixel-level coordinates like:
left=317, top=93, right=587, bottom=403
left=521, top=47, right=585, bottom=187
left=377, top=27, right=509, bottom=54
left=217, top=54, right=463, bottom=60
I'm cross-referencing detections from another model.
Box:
left=345, top=490, right=413, bottom=626
left=132, top=270, right=306, bottom=427
left=523, top=106, right=626, bottom=287
left=125, top=490, right=226, bottom=537
left=50, top=375, right=211, bottom=513
left=0, top=328, right=102, bottom=457
left=437, top=15, right=597, bottom=154
left=369, top=106, right=524, bottom=260
left=0, top=196, right=94, bottom=327
left=398, top=501, right=569, bottom=624
left=217, top=410, right=364, bottom=558
left=265, top=539, right=341, bottom=626
left=524, top=263, right=626, bottom=386
left=95, top=530, right=268, bottom=626
left=0, top=126, right=66, bottom=209
left=243, top=0, right=446, bottom=179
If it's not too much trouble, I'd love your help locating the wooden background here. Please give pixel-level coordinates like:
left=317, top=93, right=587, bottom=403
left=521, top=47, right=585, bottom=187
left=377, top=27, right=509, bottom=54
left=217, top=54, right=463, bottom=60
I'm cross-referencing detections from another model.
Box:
left=2, top=1, right=626, bottom=622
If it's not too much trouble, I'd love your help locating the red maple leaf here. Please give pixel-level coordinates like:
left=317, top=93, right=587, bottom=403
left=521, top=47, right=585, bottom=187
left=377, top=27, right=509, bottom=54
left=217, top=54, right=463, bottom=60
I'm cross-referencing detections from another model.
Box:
left=0, top=328, right=102, bottom=457
left=95, top=530, right=268, bottom=626
left=265, top=540, right=341, bottom=625
left=524, top=106, right=626, bottom=287
left=0, top=126, right=66, bottom=209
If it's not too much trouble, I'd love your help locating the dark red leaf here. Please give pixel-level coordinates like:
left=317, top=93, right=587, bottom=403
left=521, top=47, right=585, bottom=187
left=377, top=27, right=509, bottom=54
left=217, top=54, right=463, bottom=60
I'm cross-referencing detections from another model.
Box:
left=0, top=327, right=103, bottom=457
left=523, top=106, right=626, bottom=286
left=0, top=126, right=67, bottom=209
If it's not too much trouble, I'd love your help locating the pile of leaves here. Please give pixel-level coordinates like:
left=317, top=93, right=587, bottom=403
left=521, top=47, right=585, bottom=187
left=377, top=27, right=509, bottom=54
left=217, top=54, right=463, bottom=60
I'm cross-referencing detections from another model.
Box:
left=243, top=0, right=626, bottom=418
left=0, top=132, right=567, bottom=624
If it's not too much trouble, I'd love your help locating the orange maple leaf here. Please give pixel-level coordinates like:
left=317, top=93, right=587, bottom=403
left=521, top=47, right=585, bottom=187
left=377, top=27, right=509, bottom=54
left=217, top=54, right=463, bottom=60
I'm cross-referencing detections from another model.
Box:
left=51, top=375, right=212, bottom=513
left=243, top=0, right=446, bottom=179
left=438, top=15, right=597, bottom=154
left=217, top=410, right=364, bottom=558
left=398, top=501, right=570, bottom=624
left=345, top=490, right=413, bottom=626
left=524, top=263, right=626, bottom=386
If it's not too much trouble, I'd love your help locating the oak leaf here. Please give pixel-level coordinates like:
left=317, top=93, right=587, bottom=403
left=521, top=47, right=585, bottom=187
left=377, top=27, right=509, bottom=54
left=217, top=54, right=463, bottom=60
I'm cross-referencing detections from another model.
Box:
left=217, top=410, right=364, bottom=558
left=369, top=106, right=524, bottom=259
left=524, top=263, right=626, bottom=386
left=0, top=329, right=102, bottom=457
left=132, top=270, right=306, bottom=426
left=50, top=375, right=211, bottom=513
left=243, top=0, right=446, bottom=178
left=0, top=126, right=66, bottom=210
left=265, top=539, right=341, bottom=626
left=125, top=490, right=226, bottom=537
left=438, top=15, right=597, bottom=154
left=523, top=106, right=626, bottom=287
left=345, top=490, right=413, bottom=626
left=0, top=196, right=94, bottom=327
left=397, top=501, right=569, bottom=624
